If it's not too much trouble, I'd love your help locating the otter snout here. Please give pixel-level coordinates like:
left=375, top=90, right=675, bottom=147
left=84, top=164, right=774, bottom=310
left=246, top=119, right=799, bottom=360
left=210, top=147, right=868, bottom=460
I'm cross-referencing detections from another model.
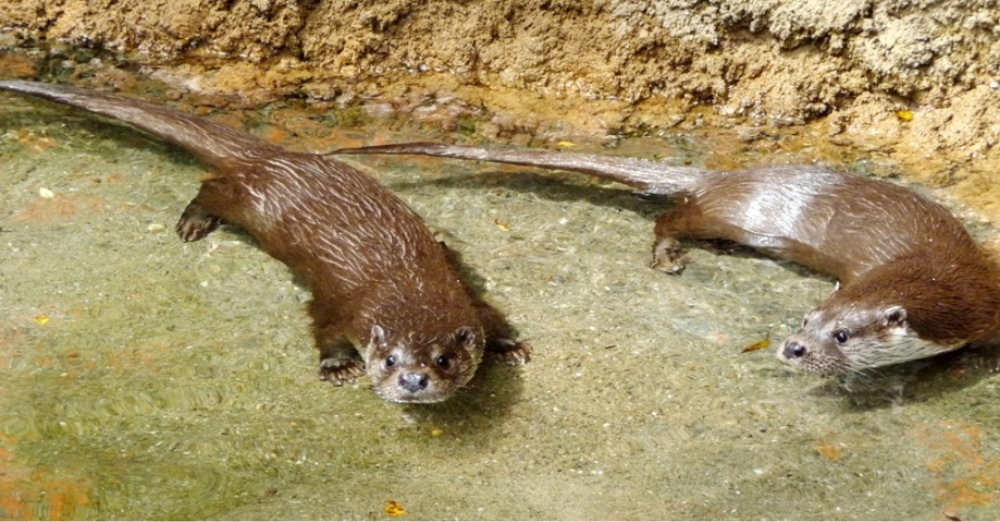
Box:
left=399, top=372, right=430, bottom=392
left=777, top=328, right=851, bottom=373
left=775, top=334, right=819, bottom=371
left=782, top=340, right=807, bottom=360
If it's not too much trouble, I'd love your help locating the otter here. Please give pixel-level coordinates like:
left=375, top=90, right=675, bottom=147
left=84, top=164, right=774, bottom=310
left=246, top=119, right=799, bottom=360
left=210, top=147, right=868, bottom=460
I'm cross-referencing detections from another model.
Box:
left=0, top=82, right=530, bottom=403
left=331, top=142, right=1000, bottom=374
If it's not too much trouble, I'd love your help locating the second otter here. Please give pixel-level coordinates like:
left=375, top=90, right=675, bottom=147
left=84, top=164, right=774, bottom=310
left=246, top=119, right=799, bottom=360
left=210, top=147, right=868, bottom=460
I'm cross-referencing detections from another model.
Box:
left=332, top=142, right=1000, bottom=374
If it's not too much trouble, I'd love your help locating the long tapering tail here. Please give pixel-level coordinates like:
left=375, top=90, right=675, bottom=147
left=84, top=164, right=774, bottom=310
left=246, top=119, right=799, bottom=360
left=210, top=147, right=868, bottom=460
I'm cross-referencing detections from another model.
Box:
left=331, top=142, right=707, bottom=194
left=0, top=80, right=270, bottom=169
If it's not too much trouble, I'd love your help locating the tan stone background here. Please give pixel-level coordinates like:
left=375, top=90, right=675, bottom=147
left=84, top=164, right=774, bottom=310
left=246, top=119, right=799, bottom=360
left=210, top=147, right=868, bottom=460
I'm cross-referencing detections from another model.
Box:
left=3, top=0, right=1000, bottom=224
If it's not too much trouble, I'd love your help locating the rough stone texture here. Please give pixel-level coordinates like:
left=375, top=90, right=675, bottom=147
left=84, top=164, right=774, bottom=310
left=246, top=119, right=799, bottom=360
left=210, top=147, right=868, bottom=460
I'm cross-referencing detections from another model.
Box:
left=4, top=1, right=997, bottom=108
left=2, top=0, right=1000, bottom=225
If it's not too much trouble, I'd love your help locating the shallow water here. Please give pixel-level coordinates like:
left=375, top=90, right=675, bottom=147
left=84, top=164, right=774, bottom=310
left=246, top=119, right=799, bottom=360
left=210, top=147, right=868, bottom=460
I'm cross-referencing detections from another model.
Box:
left=2, top=51, right=1000, bottom=521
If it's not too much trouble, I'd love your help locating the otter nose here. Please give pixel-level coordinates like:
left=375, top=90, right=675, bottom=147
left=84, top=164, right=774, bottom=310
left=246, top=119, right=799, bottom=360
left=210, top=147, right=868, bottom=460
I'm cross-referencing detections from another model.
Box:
left=399, top=372, right=429, bottom=393
left=783, top=341, right=807, bottom=359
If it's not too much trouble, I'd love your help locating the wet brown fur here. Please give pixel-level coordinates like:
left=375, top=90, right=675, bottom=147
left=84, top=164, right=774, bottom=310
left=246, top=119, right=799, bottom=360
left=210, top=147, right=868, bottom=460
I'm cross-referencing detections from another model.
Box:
left=0, top=82, right=530, bottom=403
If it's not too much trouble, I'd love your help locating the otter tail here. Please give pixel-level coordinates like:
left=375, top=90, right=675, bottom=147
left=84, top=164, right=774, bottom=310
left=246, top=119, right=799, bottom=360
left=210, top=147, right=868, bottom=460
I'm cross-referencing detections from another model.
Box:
left=0, top=80, right=269, bottom=169
left=331, top=142, right=707, bottom=195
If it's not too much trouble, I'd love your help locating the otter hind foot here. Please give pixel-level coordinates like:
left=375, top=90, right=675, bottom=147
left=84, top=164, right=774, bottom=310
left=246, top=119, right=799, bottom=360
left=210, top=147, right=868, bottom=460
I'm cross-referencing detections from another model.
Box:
left=318, top=358, right=365, bottom=386
left=489, top=338, right=533, bottom=365
left=176, top=202, right=221, bottom=242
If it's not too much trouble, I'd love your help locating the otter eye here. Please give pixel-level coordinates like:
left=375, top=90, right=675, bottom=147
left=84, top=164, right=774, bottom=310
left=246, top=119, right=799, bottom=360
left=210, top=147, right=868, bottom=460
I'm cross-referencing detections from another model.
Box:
left=385, top=355, right=396, bottom=367
left=435, top=355, right=451, bottom=369
left=834, top=329, right=850, bottom=344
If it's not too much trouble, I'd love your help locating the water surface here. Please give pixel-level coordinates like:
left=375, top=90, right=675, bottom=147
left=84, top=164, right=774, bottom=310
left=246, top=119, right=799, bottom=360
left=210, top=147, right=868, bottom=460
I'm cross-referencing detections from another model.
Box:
left=1, top=49, right=999, bottom=520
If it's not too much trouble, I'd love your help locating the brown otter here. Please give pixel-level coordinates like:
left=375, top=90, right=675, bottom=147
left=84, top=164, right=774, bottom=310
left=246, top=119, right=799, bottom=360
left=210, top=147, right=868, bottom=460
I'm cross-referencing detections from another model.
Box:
left=331, top=142, right=1000, bottom=375
left=0, top=82, right=530, bottom=403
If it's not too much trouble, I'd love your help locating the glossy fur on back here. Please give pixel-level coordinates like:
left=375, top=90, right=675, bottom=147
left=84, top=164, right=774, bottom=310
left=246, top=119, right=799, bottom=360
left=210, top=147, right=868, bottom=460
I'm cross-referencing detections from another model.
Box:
left=1, top=82, right=530, bottom=402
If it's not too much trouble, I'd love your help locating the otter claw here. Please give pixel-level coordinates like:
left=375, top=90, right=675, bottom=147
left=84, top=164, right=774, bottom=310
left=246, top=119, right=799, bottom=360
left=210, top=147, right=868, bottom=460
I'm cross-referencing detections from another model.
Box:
left=318, top=358, right=364, bottom=386
left=176, top=203, right=221, bottom=242
left=176, top=220, right=213, bottom=242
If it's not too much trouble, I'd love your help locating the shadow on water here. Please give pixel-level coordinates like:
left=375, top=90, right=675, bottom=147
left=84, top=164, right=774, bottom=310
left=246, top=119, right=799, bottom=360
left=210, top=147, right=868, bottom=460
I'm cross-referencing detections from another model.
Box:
left=392, top=168, right=665, bottom=218
left=795, top=343, right=1000, bottom=413
left=402, top=360, right=528, bottom=434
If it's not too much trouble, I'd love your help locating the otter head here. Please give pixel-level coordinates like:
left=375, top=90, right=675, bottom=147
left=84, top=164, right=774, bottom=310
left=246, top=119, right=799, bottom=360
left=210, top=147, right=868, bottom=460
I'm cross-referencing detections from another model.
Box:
left=363, top=324, right=484, bottom=403
left=777, top=301, right=953, bottom=373
left=776, top=255, right=989, bottom=373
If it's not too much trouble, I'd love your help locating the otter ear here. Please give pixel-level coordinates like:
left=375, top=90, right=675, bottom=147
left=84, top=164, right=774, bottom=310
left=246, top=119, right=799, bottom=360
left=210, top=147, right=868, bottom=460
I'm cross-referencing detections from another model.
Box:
left=453, top=326, right=478, bottom=348
left=370, top=325, right=386, bottom=345
left=881, top=306, right=907, bottom=328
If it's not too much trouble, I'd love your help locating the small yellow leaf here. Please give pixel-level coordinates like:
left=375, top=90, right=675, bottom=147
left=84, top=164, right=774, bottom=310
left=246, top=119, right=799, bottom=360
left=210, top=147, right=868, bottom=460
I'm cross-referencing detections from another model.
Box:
left=385, top=500, right=406, bottom=517
left=741, top=335, right=770, bottom=354
left=431, top=428, right=444, bottom=437
left=494, top=218, right=511, bottom=232
left=34, top=315, right=49, bottom=325
left=896, top=110, right=914, bottom=122
left=815, top=442, right=839, bottom=461
left=555, top=141, right=576, bottom=148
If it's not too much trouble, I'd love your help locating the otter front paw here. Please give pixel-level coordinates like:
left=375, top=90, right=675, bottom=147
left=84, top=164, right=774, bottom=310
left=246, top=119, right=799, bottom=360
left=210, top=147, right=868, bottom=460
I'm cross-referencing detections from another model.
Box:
left=651, top=237, right=686, bottom=274
left=318, top=358, right=365, bottom=386
left=176, top=203, right=221, bottom=242
left=489, top=338, right=532, bottom=365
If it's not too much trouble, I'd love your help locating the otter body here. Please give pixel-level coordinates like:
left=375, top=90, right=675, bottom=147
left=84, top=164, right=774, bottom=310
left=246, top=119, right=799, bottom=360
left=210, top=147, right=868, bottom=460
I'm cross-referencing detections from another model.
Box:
left=1, top=82, right=529, bottom=403
left=333, top=142, right=1000, bottom=374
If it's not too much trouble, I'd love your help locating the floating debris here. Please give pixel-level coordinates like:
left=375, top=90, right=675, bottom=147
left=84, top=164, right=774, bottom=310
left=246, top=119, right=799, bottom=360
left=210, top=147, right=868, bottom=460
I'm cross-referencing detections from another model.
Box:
left=741, top=335, right=771, bottom=354
left=384, top=500, right=406, bottom=517
left=815, top=442, right=839, bottom=461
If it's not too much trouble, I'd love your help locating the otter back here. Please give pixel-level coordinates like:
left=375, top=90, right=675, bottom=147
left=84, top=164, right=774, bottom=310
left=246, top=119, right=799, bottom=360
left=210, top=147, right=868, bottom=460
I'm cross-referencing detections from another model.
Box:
left=1, top=82, right=530, bottom=403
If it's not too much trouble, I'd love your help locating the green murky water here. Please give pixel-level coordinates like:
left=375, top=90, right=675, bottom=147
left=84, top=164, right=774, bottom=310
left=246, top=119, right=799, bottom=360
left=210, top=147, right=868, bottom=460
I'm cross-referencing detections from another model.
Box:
left=2, top=47, right=1000, bottom=520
